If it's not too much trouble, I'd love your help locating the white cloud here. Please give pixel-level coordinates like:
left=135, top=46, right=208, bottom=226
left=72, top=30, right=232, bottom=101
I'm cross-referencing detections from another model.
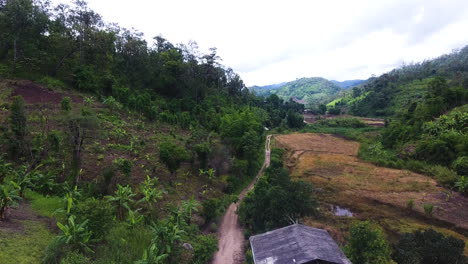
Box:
left=50, top=0, right=468, bottom=86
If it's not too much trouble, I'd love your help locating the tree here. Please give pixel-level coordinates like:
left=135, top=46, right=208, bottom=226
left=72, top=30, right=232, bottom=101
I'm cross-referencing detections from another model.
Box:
left=393, top=229, right=466, bottom=264
left=318, top=104, right=327, bottom=114
left=344, top=221, right=393, bottom=264
left=9, top=96, right=28, bottom=158
left=286, top=110, right=305, bottom=128
left=65, top=110, right=97, bottom=184
left=238, top=154, right=317, bottom=233
left=0, top=0, right=49, bottom=70
left=159, top=141, right=189, bottom=180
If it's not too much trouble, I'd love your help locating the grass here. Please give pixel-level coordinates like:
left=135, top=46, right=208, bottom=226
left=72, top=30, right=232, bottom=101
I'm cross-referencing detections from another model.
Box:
left=0, top=220, right=55, bottom=264
left=24, top=190, right=64, bottom=219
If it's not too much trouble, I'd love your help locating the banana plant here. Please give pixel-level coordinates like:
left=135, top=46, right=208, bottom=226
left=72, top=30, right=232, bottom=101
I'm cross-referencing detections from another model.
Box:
left=56, top=215, right=94, bottom=253
left=138, top=176, right=166, bottom=211
left=106, top=184, right=136, bottom=220
left=126, top=208, right=144, bottom=227
left=0, top=182, right=21, bottom=220
left=135, top=243, right=168, bottom=264
left=180, top=197, right=200, bottom=224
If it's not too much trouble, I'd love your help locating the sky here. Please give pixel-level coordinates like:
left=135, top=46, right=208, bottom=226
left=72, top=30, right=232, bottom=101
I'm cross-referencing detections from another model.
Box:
left=50, top=0, right=468, bottom=86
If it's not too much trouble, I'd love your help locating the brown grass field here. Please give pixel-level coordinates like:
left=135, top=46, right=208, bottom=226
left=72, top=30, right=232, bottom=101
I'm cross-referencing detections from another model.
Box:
left=275, top=133, right=468, bottom=254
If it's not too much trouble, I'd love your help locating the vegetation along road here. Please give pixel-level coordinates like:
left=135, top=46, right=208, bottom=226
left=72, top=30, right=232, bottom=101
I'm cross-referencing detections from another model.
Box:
left=211, top=135, right=272, bottom=264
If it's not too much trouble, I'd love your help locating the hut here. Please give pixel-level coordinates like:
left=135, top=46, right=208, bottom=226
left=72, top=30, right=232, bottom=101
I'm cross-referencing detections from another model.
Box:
left=249, top=224, right=352, bottom=264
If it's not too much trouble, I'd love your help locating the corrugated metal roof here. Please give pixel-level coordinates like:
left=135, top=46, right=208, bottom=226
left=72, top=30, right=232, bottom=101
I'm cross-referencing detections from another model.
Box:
left=249, top=224, right=352, bottom=264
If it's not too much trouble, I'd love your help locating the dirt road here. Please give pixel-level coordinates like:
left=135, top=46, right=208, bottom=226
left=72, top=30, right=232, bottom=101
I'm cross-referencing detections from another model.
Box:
left=211, top=135, right=272, bottom=264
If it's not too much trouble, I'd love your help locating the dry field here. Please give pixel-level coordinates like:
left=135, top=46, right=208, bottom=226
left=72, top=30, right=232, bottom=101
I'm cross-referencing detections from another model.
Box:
left=275, top=133, right=468, bottom=253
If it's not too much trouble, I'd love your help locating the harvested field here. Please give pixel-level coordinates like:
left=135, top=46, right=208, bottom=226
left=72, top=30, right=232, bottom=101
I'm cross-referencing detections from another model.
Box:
left=276, top=133, right=468, bottom=254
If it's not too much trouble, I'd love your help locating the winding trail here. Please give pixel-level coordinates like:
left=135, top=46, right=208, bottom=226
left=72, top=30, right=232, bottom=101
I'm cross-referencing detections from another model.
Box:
left=211, top=135, right=272, bottom=264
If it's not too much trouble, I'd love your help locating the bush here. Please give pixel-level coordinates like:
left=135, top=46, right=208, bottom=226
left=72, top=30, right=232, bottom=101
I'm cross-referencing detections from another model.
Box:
left=423, top=203, right=435, bottom=216
left=61, top=97, right=72, bottom=112
left=239, top=163, right=317, bottom=233
left=113, top=158, right=133, bottom=178
left=191, top=234, right=218, bottom=264
left=202, top=195, right=236, bottom=223
left=427, top=165, right=458, bottom=186
left=415, top=138, right=455, bottom=166
left=452, top=156, right=468, bottom=176
left=344, top=221, right=393, bottom=264
left=393, top=229, right=466, bottom=264
left=103, top=96, right=123, bottom=111
left=159, top=141, right=189, bottom=176
left=72, top=198, right=114, bottom=240
left=39, top=76, right=66, bottom=90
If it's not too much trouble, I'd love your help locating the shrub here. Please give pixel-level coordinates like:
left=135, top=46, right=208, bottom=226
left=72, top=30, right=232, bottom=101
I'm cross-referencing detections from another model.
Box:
left=0, top=182, right=21, bottom=219
left=393, top=229, right=466, bottom=264
left=455, top=176, right=468, bottom=193
left=344, top=221, right=393, bottom=264
left=61, top=97, right=72, bottom=112
left=423, top=203, right=435, bottom=216
left=113, top=158, right=133, bottom=178
left=159, top=141, right=189, bottom=177
left=415, top=138, right=455, bottom=166
left=406, top=199, right=414, bottom=210
left=427, top=165, right=458, bottom=186
left=73, top=198, right=114, bottom=240
left=191, top=234, right=218, bottom=264
left=452, top=156, right=468, bottom=176
left=103, top=96, right=123, bottom=111
left=39, top=76, right=66, bottom=90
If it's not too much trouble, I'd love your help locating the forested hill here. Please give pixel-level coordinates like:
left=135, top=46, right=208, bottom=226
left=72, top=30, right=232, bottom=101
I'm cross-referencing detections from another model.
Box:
left=0, top=1, right=307, bottom=263
left=331, top=79, right=366, bottom=89
left=328, top=46, right=468, bottom=117
left=251, top=77, right=342, bottom=106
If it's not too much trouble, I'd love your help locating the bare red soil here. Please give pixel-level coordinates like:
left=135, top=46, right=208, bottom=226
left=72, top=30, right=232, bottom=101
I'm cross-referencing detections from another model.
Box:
left=11, top=81, right=82, bottom=105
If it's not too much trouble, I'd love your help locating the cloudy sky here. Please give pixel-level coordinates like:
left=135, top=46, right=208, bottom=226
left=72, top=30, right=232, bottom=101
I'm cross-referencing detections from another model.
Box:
left=51, top=0, right=468, bottom=86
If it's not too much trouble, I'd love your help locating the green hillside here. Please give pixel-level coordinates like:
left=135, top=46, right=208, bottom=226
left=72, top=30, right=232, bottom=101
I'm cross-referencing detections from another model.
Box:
left=252, top=77, right=342, bottom=105
left=327, top=46, right=468, bottom=117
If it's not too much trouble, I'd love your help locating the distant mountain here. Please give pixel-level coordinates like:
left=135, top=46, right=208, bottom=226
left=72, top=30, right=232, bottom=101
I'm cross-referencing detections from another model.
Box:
left=251, top=77, right=342, bottom=106
left=250, top=82, right=286, bottom=91
left=331, top=79, right=366, bottom=89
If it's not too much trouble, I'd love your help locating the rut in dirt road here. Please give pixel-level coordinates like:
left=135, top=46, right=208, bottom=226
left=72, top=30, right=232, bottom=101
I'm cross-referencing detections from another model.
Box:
left=211, top=135, right=271, bottom=264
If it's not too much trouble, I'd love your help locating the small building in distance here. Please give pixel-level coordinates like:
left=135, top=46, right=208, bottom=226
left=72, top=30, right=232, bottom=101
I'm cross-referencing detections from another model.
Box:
left=249, top=224, right=352, bottom=264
